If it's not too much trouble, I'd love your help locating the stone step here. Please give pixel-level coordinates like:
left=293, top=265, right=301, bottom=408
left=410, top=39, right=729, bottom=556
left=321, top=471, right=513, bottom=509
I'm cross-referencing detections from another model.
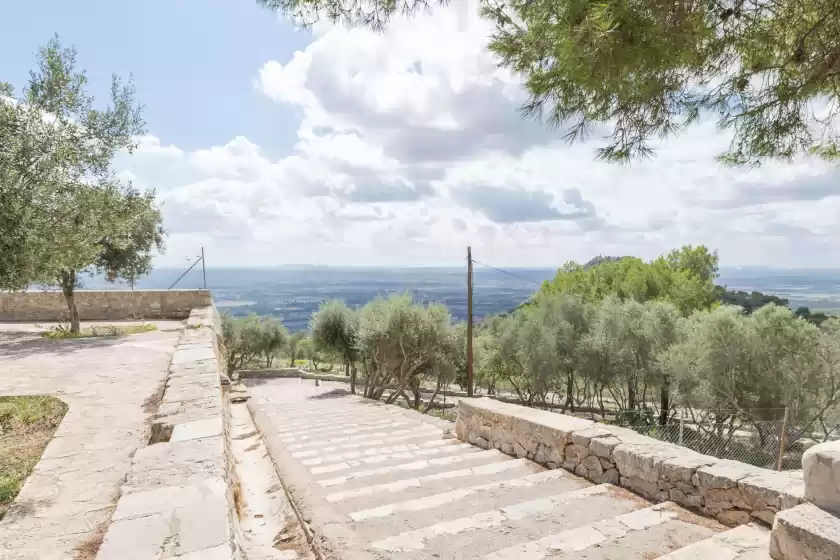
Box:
left=350, top=467, right=593, bottom=539
left=770, top=503, right=840, bottom=560
left=306, top=441, right=476, bottom=476
left=325, top=457, right=542, bottom=511
left=367, top=483, right=649, bottom=559
left=274, top=414, right=408, bottom=437
left=288, top=428, right=445, bottom=458
left=316, top=449, right=514, bottom=490
left=485, top=501, right=723, bottom=560
left=300, top=437, right=465, bottom=466
left=658, top=523, right=771, bottom=560
left=279, top=419, right=418, bottom=443
left=286, top=426, right=442, bottom=452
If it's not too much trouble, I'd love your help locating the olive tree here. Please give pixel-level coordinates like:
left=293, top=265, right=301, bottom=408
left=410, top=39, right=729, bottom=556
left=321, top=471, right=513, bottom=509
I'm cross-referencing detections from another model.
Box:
left=665, top=304, right=840, bottom=447
left=0, top=37, right=158, bottom=331
left=310, top=300, right=360, bottom=392
left=356, top=294, right=454, bottom=408
left=583, top=297, right=680, bottom=421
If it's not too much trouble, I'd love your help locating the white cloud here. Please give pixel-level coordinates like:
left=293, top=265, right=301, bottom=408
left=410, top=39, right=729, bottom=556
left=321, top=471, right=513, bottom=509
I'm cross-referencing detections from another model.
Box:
left=114, top=1, right=840, bottom=268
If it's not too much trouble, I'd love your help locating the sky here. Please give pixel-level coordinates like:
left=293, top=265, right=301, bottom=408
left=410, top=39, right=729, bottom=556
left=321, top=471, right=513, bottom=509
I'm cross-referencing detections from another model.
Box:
left=3, top=1, right=840, bottom=269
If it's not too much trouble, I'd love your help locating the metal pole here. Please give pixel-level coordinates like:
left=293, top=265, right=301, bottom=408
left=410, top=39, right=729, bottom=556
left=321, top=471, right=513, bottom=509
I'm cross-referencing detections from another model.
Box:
left=466, top=246, right=474, bottom=398
left=777, top=406, right=790, bottom=471
left=201, top=246, right=207, bottom=290
left=679, top=410, right=685, bottom=446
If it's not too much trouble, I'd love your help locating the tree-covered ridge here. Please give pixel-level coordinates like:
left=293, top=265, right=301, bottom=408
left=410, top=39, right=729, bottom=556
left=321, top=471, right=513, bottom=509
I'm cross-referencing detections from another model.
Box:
left=544, top=247, right=832, bottom=325
left=539, top=245, right=720, bottom=316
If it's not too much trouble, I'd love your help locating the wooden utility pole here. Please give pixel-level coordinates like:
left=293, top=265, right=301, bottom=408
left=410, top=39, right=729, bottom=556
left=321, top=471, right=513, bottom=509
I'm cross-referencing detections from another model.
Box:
left=466, top=246, right=474, bottom=397
left=201, top=246, right=207, bottom=289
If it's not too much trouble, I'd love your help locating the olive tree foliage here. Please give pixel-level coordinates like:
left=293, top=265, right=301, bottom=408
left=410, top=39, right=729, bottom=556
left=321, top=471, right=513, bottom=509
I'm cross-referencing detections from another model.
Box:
left=0, top=37, right=161, bottom=332
left=310, top=300, right=360, bottom=390
left=221, top=313, right=289, bottom=373
left=584, top=297, right=681, bottom=423
left=664, top=304, right=840, bottom=439
left=356, top=294, right=456, bottom=409
left=256, top=0, right=840, bottom=165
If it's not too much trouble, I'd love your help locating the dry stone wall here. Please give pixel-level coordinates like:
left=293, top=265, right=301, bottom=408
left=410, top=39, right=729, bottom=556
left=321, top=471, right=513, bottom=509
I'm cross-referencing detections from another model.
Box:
left=0, top=289, right=212, bottom=321
left=96, top=305, right=245, bottom=560
left=455, top=397, right=804, bottom=528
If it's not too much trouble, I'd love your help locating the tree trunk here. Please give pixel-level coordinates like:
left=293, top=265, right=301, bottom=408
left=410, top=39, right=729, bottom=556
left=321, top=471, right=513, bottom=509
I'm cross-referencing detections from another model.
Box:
left=627, top=382, right=636, bottom=412
left=659, top=379, right=670, bottom=426
left=350, top=363, right=357, bottom=395
left=565, top=371, right=575, bottom=413
left=58, top=270, right=80, bottom=333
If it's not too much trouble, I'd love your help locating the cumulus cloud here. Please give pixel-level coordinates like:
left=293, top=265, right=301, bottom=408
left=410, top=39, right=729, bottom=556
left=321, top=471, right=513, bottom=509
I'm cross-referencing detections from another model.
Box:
left=112, top=1, right=840, bottom=268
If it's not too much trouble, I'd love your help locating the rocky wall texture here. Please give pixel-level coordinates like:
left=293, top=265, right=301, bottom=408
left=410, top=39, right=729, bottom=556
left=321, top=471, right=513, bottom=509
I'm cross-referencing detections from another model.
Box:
left=455, top=398, right=804, bottom=528
left=0, top=289, right=212, bottom=321
left=96, top=305, right=245, bottom=560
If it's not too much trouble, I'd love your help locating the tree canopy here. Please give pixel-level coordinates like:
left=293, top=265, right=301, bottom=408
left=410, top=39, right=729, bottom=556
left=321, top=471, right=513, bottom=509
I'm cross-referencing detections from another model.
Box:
left=539, top=245, right=720, bottom=315
left=0, top=37, right=162, bottom=331
left=257, top=0, right=840, bottom=165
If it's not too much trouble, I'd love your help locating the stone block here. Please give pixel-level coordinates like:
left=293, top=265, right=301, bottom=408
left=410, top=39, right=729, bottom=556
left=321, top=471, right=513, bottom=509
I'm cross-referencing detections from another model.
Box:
left=696, top=461, right=760, bottom=490
left=613, top=443, right=682, bottom=484
left=170, top=417, right=224, bottom=443
left=571, top=426, right=613, bottom=447
left=659, top=453, right=716, bottom=484
left=803, top=440, right=840, bottom=516
left=172, top=497, right=232, bottom=555
left=739, top=472, right=804, bottom=512
left=718, top=509, right=753, bottom=527
left=124, top=437, right=226, bottom=494
left=582, top=455, right=604, bottom=477
left=112, top=478, right=228, bottom=521
left=590, top=436, right=621, bottom=459
left=600, top=468, right=620, bottom=485
left=770, top=503, right=840, bottom=560
left=96, top=512, right=170, bottom=560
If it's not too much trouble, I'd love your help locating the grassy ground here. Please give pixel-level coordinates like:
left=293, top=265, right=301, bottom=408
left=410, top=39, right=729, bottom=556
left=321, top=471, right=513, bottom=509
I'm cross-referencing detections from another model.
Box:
left=42, top=323, right=157, bottom=340
left=0, top=396, right=68, bottom=518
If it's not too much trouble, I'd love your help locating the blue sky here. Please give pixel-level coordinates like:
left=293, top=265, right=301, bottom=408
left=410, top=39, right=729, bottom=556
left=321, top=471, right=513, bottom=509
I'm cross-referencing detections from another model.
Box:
left=3, top=1, right=839, bottom=268
left=1, top=0, right=308, bottom=156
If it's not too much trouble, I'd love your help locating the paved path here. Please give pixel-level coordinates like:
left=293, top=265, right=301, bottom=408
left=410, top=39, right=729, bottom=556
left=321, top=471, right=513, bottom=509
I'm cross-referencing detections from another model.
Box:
left=248, top=379, right=773, bottom=560
left=0, top=325, right=181, bottom=560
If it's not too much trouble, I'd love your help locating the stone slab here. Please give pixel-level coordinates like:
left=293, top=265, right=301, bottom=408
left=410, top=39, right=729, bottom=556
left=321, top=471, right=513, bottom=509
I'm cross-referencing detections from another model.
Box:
left=802, top=440, right=840, bottom=516
left=170, top=417, right=224, bottom=442
left=770, top=503, right=840, bottom=559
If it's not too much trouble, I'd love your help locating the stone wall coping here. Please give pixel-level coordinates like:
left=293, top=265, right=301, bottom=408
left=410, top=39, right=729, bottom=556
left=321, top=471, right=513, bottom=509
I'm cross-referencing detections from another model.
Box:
left=96, top=305, right=242, bottom=560
left=0, top=289, right=213, bottom=321
left=455, top=397, right=804, bottom=528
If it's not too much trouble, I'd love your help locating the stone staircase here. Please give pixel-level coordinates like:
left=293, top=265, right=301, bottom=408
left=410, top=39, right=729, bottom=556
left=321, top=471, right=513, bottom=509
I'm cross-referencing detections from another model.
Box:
left=246, top=379, right=773, bottom=559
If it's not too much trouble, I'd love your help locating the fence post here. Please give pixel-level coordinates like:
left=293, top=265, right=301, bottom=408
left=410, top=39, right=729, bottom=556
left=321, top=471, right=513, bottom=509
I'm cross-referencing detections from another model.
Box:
left=679, top=410, right=685, bottom=446
left=777, top=406, right=790, bottom=471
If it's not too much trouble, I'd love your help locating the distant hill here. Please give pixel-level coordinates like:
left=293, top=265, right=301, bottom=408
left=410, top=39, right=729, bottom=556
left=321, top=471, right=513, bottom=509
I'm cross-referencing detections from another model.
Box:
left=583, top=255, right=627, bottom=269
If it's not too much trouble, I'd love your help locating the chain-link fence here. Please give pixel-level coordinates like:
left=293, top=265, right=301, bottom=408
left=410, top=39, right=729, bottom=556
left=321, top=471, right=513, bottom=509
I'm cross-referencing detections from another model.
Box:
left=612, top=413, right=840, bottom=470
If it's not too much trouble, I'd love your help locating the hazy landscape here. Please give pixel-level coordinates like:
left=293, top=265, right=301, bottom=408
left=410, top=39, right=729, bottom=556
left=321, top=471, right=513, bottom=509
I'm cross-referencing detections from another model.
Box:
left=80, top=265, right=840, bottom=331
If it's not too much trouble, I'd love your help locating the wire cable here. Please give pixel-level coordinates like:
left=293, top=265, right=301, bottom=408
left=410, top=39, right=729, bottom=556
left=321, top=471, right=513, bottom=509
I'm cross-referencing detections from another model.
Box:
left=471, top=259, right=544, bottom=287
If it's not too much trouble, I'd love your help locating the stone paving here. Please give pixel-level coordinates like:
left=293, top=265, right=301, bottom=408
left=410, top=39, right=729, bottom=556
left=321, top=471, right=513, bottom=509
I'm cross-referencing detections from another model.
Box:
left=247, top=378, right=773, bottom=560
left=0, top=324, right=182, bottom=560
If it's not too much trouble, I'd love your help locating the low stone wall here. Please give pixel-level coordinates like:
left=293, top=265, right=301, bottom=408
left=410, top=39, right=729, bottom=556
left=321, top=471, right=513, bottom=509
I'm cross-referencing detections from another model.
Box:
left=455, top=398, right=804, bottom=527
left=0, top=289, right=212, bottom=321
left=96, top=304, right=244, bottom=560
